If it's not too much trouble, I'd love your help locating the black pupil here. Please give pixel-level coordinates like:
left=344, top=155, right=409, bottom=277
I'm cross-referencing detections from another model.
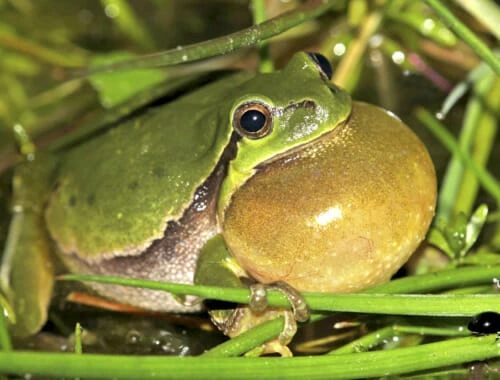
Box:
left=240, top=109, right=266, bottom=133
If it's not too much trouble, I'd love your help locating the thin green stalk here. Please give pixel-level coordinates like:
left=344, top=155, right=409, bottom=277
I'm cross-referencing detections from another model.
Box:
left=347, top=0, right=368, bottom=26
left=100, top=0, right=156, bottom=51
left=435, top=69, right=499, bottom=223
left=0, top=336, right=497, bottom=379
left=416, top=107, right=500, bottom=204
left=61, top=271, right=500, bottom=316
left=202, top=318, right=284, bottom=357
left=435, top=69, right=497, bottom=223
left=0, top=310, right=11, bottom=352
left=329, top=326, right=396, bottom=354
left=394, top=325, right=469, bottom=337
left=0, top=29, right=87, bottom=68
left=74, top=323, right=82, bottom=355
left=425, top=0, right=500, bottom=74
left=445, top=285, right=497, bottom=294
left=330, top=323, right=468, bottom=356
left=454, top=0, right=500, bottom=39
left=81, top=0, right=343, bottom=75
left=332, top=10, right=383, bottom=90
left=303, top=294, right=498, bottom=316
left=251, top=0, right=274, bottom=73
left=455, top=75, right=500, bottom=216
left=367, top=265, right=500, bottom=293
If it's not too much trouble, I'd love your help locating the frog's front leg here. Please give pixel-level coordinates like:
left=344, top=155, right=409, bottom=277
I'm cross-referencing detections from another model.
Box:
left=194, top=234, right=310, bottom=356
left=0, top=157, right=58, bottom=337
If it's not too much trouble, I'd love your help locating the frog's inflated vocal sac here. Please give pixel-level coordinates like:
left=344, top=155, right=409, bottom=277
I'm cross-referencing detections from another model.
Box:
left=3, top=52, right=436, bottom=336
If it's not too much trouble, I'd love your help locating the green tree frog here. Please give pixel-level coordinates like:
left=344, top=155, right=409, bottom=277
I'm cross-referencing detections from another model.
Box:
left=1, top=52, right=436, bottom=339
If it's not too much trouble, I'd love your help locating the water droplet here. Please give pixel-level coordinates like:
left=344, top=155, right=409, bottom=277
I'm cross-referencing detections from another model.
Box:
left=104, top=4, right=120, bottom=18
left=493, top=277, right=499, bottom=288
left=333, top=43, right=346, bottom=57
left=369, top=34, right=383, bottom=48
left=126, top=329, right=143, bottom=345
left=391, top=51, right=405, bottom=65
left=423, top=18, right=435, bottom=32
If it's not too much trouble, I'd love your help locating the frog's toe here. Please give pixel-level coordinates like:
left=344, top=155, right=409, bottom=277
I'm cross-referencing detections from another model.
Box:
left=249, top=281, right=310, bottom=346
left=249, top=281, right=310, bottom=322
left=279, top=309, right=297, bottom=346
left=245, top=339, right=293, bottom=357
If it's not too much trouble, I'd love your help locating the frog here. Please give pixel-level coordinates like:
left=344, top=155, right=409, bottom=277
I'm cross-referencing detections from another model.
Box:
left=0, top=52, right=436, bottom=348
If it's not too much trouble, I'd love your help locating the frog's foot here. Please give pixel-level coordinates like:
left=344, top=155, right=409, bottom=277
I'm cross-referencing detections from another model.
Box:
left=208, top=281, right=309, bottom=356
left=249, top=281, right=310, bottom=345
left=210, top=305, right=298, bottom=356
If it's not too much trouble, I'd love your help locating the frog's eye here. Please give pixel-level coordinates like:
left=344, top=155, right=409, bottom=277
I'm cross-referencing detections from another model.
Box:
left=233, top=102, right=273, bottom=139
left=307, top=52, right=333, bottom=80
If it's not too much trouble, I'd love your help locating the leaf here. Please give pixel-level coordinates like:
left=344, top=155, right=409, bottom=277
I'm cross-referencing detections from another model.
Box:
left=427, top=227, right=454, bottom=259
left=88, top=52, right=167, bottom=108
left=443, top=213, right=468, bottom=255
left=429, top=204, right=489, bottom=260
left=463, top=204, right=489, bottom=256
left=461, top=252, right=500, bottom=266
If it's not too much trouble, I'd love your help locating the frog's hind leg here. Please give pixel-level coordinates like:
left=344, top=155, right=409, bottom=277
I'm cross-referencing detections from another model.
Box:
left=0, top=158, right=57, bottom=337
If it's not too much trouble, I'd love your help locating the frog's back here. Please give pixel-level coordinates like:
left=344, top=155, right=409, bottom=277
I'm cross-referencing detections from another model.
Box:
left=45, top=72, right=251, bottom=260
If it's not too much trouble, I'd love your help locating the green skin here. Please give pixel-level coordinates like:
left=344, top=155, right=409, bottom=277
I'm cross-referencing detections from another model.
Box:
left=1, top=53, right=352, bottom=336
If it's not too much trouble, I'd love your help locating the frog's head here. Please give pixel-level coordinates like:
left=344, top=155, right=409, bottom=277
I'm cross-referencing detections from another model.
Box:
left=219, top=53, right=436, bottom=294
left=219, top=52, right=352, bottom=213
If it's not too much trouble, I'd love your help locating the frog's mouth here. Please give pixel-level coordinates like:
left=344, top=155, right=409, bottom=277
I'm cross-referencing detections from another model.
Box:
left=255, top=111, right=351, bottom=170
